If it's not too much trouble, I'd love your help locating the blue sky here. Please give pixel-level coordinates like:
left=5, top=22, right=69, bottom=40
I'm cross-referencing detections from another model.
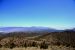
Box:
left=0, top=0, right=75, bottom=29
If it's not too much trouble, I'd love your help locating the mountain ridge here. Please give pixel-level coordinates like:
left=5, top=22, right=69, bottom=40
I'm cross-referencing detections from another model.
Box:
left=0, top=27, right=74, bottom=33
left=0, top=27, right=57, bottom=33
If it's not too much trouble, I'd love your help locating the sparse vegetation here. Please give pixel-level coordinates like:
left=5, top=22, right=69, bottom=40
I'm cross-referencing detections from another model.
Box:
left=0, top=30, right=75, bottom=50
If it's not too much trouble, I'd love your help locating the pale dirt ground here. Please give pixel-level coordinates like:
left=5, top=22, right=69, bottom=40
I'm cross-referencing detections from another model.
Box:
left=0, top=46, right=75, bottom=50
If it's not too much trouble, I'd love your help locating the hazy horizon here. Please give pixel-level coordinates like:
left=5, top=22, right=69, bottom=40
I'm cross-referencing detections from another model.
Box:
left=0, top=26, right=74, bottom=30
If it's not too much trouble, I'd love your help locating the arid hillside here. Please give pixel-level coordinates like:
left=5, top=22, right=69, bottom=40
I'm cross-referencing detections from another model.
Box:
left=0, top=30, right=75, bottom=50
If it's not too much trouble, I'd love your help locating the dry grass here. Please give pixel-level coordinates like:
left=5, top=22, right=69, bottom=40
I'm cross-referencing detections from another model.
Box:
left=0, top=46, right=75, bottom=50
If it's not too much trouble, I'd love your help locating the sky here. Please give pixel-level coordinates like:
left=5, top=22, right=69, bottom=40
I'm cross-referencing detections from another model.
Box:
left=0, top=0, right=75, bottom=29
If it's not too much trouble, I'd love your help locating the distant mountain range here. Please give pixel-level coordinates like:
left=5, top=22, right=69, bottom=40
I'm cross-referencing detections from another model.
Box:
left=0, top=27, right=58, bottom=33
left=0, top=27, right=75, bottom=48
left=0, top=27, right=75, bottom=33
